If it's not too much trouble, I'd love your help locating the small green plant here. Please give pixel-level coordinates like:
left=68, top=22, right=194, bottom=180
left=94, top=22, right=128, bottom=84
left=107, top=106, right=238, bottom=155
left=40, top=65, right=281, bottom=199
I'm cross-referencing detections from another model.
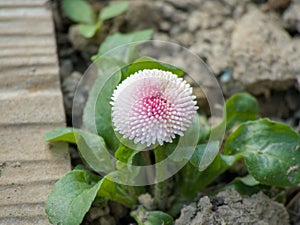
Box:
left=44, top=30, right=300, bottom=224
left=63, top=0, right=128, bottom=38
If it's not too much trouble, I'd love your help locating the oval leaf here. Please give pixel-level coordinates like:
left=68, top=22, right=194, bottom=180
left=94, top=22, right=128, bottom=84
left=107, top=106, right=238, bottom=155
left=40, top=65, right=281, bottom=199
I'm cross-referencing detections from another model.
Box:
left=226, top=93, right=258, bottom=131
left=46, top=169, right=103, bottom=225
left=63, top=0, right=95, bottom=24
left=97, top=173, right=138, bottom=207
left=99, top=2, right=128, bottom=20
left=121, top=57, right=185, bottom=80
left=96, top=30, right=153, bottom=64
left=83, top=58, right=124, bottom=151
left=190, top=141, right=220, bottom=171
left=225, top=119, right=300, bottom=186
left=78, top=21, right=102, bottom=38
left=131, top=206, right=173, bottom=225
left=44, top=127, right=114, bottom=174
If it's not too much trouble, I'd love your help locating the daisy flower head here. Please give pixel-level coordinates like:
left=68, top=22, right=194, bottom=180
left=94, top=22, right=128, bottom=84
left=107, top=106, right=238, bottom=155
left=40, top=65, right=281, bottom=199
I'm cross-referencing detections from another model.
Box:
left=111, top=69, right=198, bottom=147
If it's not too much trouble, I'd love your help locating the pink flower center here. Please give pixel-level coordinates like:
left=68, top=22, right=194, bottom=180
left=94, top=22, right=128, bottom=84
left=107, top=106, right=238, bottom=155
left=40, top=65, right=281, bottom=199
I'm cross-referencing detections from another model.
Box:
left=142, top=95, right=169, bottom=119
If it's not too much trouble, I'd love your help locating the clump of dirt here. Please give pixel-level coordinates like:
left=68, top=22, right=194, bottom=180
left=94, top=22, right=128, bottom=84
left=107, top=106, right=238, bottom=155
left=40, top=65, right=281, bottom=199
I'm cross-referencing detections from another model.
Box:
left=175, top=189, right=289, bottom=225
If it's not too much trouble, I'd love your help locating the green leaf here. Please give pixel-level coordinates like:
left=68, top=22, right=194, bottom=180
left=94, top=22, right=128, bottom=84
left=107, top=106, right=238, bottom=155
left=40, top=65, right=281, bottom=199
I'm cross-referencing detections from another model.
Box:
left=226, top=93, right=259, bottom=131
left=224, top=176, right=264, bottom=196
left=178, top=155, right=229, bottom=199
left=63, top=0, right=95, bottom=24
left=190, top=141, right=220, bottom=171
left=198, top=114, right=211, bottom=143
left=46, top=169, right=102, bottom=225
left=96, top=173, right=138, bottom=207
left=83, top=57, right=125, bottom=151
left=131, top=206, right=173, bottom=225
left=78, top=21, right=102, bottom=38
left=224, top=119, right=300, bottom=187
left=121, top=57, right=185, bottom=80
left=96, top=30, right=153, bottom=64
left=44, top=127, right=114, bottom=174
left=44, top=127, right=75, bottom=142
left=115, top=143, right=139, bottom=164
left=238, top=174, right=260, bottom=186
left=99, top=2, right=128, bottom=20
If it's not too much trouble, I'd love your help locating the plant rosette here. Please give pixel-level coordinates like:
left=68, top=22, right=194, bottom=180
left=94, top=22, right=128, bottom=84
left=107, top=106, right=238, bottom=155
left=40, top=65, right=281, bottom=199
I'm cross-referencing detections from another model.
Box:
left=44, top=35, right=300, bottom=225
left=63, top=0, right=128, bottom=38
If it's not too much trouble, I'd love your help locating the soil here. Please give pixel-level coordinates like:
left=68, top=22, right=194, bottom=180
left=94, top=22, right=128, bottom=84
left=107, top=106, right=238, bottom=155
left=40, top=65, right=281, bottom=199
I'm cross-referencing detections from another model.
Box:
left=51, top=0, right=300, bottom=224
left=175, top=189, right=289, bottom=225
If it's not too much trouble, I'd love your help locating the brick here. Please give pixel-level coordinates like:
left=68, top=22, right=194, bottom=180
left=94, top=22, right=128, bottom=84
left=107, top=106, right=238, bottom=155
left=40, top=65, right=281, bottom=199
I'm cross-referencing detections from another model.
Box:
left=0, top=181, right=55, bottom=205
left=0, top=124, right=69, bottom=162
left=0, top=203, right=45, bottom=218
left=0, top=68, right=60, bottom=91
left=0, top=55, right=57, bottom=69
left=0, top=0, right=71, bottom=223
left=0, top=35, right=55, bottom=48
left=0, top=20, right=53, bottom=35
left=0, top=0, right=48, bottom=8
left=0, top=216, right=50, bottom=225
left=0, top=160, right=70, bottom=186
left=0, top=7, right=50, bottom=20
left=0, top=91, right=65, bottom=124
left=0, top=47, right=56, bottom=57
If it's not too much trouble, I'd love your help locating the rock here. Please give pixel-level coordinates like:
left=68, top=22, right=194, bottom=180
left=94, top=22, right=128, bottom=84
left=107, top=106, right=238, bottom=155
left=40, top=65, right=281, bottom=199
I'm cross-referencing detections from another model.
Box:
left=86, top=205, right=110, bottom=222
left=283, top=38, right=300, bottom=76
left=187, top=1, right=231, bottom=32
left=283, top=1, right=300, bottom=33
left=99, top=215, right=116, bottom=225
left=286, top=89, right=300, bottom=111
left=138, top=193, right=155, bottom=210
left=230, top=9, right=296, bottom=95
left=261, top=0, right=292, bottom=11
left=124, top=1, right=163, bottom=31
left=188, top=0, right=250, bottom=75
left=109, top=201, right=127, bottom=219
left=175, top=189, right=289, bottom=225
left=62, top=71, right=82, bottom=118
left=159, top=21, right=171, bottom=32
left=68, top=25, right=97, bottom=53
left=288, top=189, right=300, bottom=225
left=165, top=0, right=205, bottom=11
left=60, top=59, right=73, bottom=80
left=191, top=28, right=232, bottom=74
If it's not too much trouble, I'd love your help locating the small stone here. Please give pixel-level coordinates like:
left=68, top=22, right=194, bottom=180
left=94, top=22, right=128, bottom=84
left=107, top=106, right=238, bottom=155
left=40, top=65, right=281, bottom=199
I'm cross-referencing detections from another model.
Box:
left=86, top=205, right=110, bottom=222
left=62, top=71, right=82, bottom=117
left=175, top=33, right=194, bottom=46
left=283, top=1, right=300, bottom=33
left=68, top=25, right=97, bottom=54
left=109, top=201, right=127, bottom=219
left=99, top=215, right=116, bottom=225
left=125, top=2, right=162, bottom=31
left=60, top=59, right=73, bottom=79
left=157, top=2, right=175, bottom=19
left=159, top=21, right=171, bottom=32
left=165, top=0, right=204, bottom=10
left=286, top=89, right=300, bottom=111
left=68, top=25, right=90, bottom=51
left=187, top=11, right=200, bottom=32
left=138, top=193, right=155, bottom=210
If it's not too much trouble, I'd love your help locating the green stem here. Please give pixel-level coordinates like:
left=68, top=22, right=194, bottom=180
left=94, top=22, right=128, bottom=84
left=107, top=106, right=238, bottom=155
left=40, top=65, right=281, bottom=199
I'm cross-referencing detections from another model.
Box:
left=141, top=151, right=155, bottom=185
left=154, top=147, right=168, bottom=210
left=178, top=155, right=229, bottom=199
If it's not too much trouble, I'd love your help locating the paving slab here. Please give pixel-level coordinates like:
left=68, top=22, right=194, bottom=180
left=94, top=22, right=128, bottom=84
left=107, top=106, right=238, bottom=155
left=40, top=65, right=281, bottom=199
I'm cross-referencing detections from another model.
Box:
left=0, top=0, right=71, bottom=224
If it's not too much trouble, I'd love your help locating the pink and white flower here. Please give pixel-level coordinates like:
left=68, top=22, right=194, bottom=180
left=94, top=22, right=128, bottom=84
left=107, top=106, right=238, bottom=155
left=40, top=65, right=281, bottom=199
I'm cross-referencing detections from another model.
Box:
left=111, top=69, right=198, bottom=147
